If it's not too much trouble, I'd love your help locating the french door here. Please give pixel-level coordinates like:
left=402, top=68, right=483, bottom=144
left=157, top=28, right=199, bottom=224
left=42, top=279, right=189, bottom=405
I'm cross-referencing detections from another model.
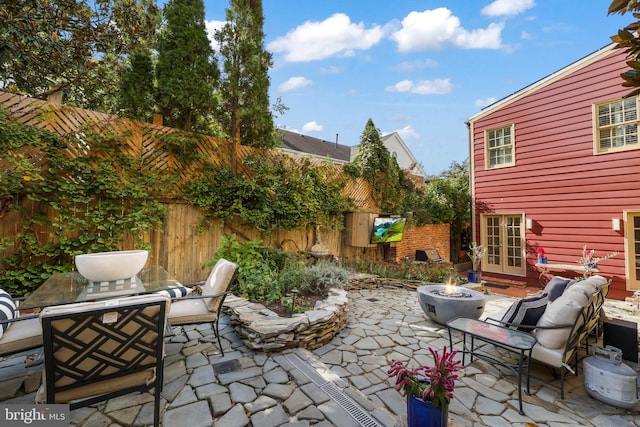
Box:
left=623, top=211, right=640, bottom=290
left=481, top=214, right=525, bottom=275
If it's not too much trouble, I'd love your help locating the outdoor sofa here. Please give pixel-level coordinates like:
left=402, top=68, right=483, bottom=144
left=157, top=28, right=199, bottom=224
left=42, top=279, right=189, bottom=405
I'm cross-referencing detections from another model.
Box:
left=485, top=275, right=610, bottom=398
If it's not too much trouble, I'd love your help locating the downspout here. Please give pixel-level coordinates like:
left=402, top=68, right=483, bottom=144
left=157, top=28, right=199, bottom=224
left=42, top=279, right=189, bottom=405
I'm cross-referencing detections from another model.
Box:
left=466, top=120, right=476, bottom=244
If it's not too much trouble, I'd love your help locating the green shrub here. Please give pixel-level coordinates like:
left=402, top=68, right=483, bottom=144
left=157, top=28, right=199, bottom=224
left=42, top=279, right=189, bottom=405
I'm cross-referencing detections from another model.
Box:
left=212, top=235, right=350, bottom=304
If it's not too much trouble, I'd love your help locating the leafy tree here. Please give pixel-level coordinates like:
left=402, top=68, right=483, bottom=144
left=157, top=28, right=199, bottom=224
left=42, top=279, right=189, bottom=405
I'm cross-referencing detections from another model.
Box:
left=215, top=0, right=281, bottom=174
left=412, top=160, right=470, bottom=261
left=346, top=119, right=415, bottom=213
left=117, top=49, right=156, bottom=122
left=609, top=0, right=640, bottom=95
left=0, top=0, right=158, bottom=111
left=156, top=0, right=219, bottom=132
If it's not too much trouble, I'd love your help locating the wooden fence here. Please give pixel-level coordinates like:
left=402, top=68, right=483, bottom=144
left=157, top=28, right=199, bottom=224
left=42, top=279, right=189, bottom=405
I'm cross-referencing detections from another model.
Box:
left=0, top=92, right=446, bottom=283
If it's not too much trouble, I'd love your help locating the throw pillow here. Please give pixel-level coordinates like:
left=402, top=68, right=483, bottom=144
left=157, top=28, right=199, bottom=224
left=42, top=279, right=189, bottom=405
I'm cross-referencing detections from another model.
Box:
left=156, top=285, right=193, bottom=300
left=535, top=295, right=583, bottom=349
left=500, top=293, right=549, bottom=331
left=543, top=276, right=573, bottom=302
left=0, top=289, right=16, bottom=339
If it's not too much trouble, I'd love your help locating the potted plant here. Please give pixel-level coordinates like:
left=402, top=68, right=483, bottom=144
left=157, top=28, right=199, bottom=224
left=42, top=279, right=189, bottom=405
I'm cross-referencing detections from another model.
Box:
left=577, top=245, right=619, bottom=279
left=388, top=346, right=462, bottom=427
left=466, top=242, right=487, bottom=283
left=537, top=247, right=547, bottom=264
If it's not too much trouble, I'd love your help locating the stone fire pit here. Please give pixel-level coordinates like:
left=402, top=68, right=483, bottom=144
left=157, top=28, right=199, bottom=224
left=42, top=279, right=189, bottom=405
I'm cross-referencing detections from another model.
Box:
left=417, top=283, right=486, bottom=325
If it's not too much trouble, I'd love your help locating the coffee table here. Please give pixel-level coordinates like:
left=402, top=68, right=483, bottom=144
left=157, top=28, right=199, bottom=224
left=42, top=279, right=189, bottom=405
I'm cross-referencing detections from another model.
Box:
left=447, top=317, right=537, bottom=415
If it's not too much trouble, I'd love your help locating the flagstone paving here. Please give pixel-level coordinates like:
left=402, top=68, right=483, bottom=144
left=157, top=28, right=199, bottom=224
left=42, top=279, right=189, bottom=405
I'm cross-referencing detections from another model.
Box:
left=1, top=285, right=639, bottom=426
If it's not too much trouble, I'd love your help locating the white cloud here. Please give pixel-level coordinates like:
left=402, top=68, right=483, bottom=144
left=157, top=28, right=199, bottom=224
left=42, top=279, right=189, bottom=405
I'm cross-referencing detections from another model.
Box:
left=267, top=13, right=385, bottom=62
left=302, top=121, right=323, bottom=132
left=394, top=125, right=420, bottom=140
left=205, top=20, right=225, bottom=51
left=390, top=8, right=503, bottom=52
left=389, top=59, right=438, bottom=72
left=521, top=30, right=532, bottom=40
left=386, top=78, right=453, bottom=95
left=278, top=76, right=312, bottom=92
left=320, top=65, right=343, bottom=74
left=482, top=0, right=536, bottom=17
left=475, top=97, right=497, bottom=108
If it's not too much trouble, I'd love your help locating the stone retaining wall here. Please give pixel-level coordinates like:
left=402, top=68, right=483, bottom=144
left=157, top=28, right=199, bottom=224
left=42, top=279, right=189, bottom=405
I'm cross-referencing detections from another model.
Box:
left=222, top=288, right=349, bottom=352
left=220, top=274, right=447, bottom=353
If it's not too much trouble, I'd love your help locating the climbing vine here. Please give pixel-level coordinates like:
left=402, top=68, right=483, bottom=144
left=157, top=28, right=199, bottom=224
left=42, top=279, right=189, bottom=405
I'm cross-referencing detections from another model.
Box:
left=185, top=153, right=354, bottom=233
left=0, top=110, right=170, bottom=294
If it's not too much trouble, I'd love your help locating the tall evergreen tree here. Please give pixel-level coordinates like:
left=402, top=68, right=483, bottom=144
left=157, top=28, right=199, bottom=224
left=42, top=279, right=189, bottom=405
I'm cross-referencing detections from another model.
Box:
left=215, top=0, right=278, bottom=155
left=117, top=49, right=156, bottom=122
left=156, top=0, right=219, bottom=132
left=349, top=119, right=414, bottom=213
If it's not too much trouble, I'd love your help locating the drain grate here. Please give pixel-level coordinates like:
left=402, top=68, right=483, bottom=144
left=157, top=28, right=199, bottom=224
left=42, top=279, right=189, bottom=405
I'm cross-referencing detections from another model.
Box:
left=286, top=353, right=383, bottom=427
left=212, top=359, right=241, bottom=374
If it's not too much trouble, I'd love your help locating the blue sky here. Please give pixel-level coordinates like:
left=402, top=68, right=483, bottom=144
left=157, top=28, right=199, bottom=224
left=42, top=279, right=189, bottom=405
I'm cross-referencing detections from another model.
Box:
left=202, top=1, right=630, bottom=175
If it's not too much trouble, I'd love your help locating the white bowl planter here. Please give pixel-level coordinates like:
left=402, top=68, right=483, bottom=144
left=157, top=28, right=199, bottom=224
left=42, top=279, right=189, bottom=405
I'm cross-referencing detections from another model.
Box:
left=75, top=250, right=149, bottom=282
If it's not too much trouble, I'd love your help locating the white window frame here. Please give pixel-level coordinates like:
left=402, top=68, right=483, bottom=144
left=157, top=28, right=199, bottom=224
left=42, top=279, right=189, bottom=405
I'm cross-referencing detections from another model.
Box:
left=485, top=124, right=515, bottom=169
left=623, top=210, right=640, bottom=291
left=593, top=96, right=640, bottom=154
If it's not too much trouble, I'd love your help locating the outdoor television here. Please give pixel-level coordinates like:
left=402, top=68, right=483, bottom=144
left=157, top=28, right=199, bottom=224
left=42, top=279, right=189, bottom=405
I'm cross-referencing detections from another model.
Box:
left=370, top=217, right=406, bottom=244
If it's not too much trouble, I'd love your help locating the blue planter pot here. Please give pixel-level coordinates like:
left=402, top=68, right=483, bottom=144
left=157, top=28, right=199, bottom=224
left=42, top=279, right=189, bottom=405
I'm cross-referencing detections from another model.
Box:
left=407, top=394, right=448, bottom=427
left=467, top=269, right=481, bottom=283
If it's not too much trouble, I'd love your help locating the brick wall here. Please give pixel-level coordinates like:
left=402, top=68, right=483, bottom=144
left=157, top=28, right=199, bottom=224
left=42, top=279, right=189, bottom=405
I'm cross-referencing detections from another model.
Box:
left=388, top=223, right=450, bottom=263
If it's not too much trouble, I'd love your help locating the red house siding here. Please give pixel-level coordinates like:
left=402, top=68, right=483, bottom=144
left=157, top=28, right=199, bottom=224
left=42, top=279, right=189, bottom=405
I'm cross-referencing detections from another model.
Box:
left=469, top=46, right=639, bottom=300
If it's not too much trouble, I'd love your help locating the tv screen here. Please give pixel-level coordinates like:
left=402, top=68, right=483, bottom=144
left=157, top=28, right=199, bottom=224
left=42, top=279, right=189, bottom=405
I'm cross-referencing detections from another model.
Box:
left=370, top=217, right=406, bottom=244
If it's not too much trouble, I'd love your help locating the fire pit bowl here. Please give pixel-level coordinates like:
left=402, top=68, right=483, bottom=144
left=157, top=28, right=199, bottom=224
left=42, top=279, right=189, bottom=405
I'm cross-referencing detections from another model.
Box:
left=417, top=283, right=486, bottom=325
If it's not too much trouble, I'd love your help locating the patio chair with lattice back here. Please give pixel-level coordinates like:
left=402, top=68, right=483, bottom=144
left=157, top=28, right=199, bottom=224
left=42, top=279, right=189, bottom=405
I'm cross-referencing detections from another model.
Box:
left=36, top=294, right=170, bottom=427
left=168, top=258, right=238, bottom=356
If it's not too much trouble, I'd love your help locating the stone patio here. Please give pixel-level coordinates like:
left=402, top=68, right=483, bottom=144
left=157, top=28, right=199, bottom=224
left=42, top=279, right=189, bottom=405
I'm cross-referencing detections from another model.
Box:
left=1, top=282, right=639, bottom=426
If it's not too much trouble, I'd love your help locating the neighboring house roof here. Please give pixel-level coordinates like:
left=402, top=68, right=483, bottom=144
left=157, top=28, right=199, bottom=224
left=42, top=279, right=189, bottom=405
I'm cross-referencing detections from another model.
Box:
left=469, top=42, right=616, bottom=123
left=278, top=128, right=426, bottom=180
left=278, top=129, right=351, bottom=163
left=380, top=132, right=426, bottom=177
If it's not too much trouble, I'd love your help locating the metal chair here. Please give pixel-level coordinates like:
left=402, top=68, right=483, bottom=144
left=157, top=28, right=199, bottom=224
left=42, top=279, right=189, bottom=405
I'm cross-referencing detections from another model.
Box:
left=36, top=294, right=170, bottom=427
left=168, top=259, right=238, bottom=356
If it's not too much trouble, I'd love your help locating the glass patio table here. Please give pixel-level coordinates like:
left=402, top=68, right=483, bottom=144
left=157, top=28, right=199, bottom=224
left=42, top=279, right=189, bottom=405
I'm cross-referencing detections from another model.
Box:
left=20, top=265, right=183, bottom=310
left=447, top=317, right=537, bottom=416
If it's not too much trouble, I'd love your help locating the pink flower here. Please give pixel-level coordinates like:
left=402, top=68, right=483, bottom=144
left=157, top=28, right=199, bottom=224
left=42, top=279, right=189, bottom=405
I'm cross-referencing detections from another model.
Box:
left=387, top=346, right=462, bottom=413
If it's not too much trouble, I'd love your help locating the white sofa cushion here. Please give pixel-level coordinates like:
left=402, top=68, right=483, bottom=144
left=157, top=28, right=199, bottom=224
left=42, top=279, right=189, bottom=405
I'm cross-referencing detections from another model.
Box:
left=561, top=286, right=590, bottom=307
left=531, top=341, right=565, bottom=368
left=534, top=295, right=583, bottom=349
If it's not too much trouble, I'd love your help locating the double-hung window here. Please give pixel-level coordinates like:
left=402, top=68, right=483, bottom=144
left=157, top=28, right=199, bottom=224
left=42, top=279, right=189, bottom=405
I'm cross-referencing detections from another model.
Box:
left=595, top=96, right=640, bottom=153
left=485, top=124, right=515, bottom=169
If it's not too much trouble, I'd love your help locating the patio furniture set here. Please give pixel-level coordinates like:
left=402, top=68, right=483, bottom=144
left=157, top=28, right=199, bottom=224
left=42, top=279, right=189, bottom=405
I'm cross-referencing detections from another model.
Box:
left=0, top=253, right=238, bottom=427
left=443, top=274, right=612, bottom=415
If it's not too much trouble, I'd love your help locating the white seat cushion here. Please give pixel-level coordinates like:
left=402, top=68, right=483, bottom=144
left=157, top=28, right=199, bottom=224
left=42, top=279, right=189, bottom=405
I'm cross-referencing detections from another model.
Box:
left=168, top=298, right=217, bottom=324
left=0, top=316, right=42, bottom=356
left=531, top=342, right=565, bottom=368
